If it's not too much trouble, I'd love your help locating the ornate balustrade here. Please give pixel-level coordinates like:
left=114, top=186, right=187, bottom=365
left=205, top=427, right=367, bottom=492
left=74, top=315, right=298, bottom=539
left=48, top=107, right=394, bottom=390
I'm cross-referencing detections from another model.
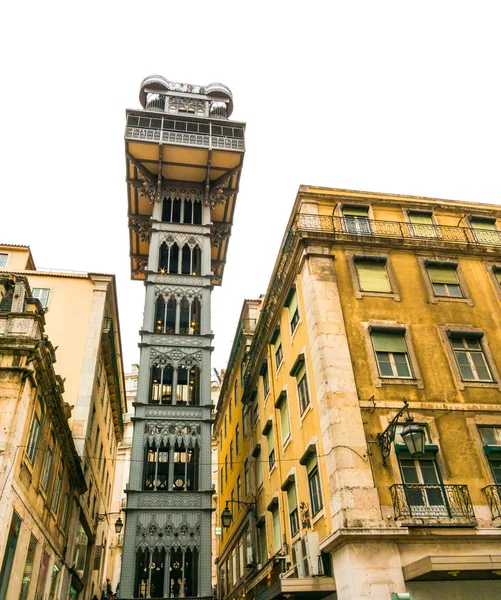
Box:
left=293, top=214, right=501, bottom=246
left=483, top=484, right=501, bottom=520
left=390, top=483, right=476, bottom=524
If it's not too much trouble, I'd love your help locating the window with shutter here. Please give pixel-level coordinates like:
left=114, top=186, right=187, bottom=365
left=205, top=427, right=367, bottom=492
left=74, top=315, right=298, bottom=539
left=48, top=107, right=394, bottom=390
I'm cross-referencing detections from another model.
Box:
left=355, top=260, right=391, bottom=293
left=426, top=264, right=463, bottom=297
left=287, top=485, right=299, bottom=536
left=272, top=507, right=281, bottom=553
left=450, top=335, right=492, bottom=382
left=279, top=398, right=290, bottom=443
left=343, top=205, right=371, bottom=235
left=470, top=217, right=501, bottom=244
left=371, top=330, right=413, bottom=378
left=408, top=211, right=437, bottom=238
left=306, top=454, right=323, bottom=516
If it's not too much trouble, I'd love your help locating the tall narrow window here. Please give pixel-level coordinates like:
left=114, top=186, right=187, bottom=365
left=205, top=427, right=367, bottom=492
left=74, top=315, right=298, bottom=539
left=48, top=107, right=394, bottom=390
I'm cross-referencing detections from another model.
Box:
left=237, top=475, right=241, bottom=504
left=426, top=263, right=463, bottom=298
left=371, top=330, right=413, bottom=378
left=256, top=522, right=267, bottom=566
left=306, top=453, right=323, bottom=516
left=291, top=356, right=310, bottom=415
left=234, top=380, right=238, bottom=406
left=0, top=512, right=22, bottom=600
left=255, top=451, right=263, bottom=489
left=235, top=425, right=240, bottom=455
left=408, top=211, right=437, bottom=238
left=271, top=505, right=281, bottom=553
left=0, top=253, right=8, bottom=268
left=260, top=361, right=270, bottom=397
left=40, top=431, right=55, bottom=491
left=244, top=459, right=249, bottom=497
left=470, top=217, right=500, bottom=244
left=19, top=534, right=37, bottom=600
left=32, top=288, right=51, bottom=308
left=354, top=257, right=391, bottom=293
left=450, top=334, right=493, bottom=382
left=26, top=399, right=44, bottom=465
left=229, top=441, right=233, bottom=469
left=285, top=287, right=300, bottom=334
left=52, top=463, right=64, bottom=512
left=265, top=422, right=275, bottom=470
left=399, top=457, right=446, bottom=517
left=479, top=427, right=501, bottom=484
left=287, top=484, right=299, bottom=537
left=342, top=205, right=371, bottom=235
left=277, top=393, right=291, bottom=443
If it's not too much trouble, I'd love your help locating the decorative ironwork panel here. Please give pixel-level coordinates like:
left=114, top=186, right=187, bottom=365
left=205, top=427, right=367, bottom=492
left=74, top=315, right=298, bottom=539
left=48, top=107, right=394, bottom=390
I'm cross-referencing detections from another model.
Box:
left=136, top=513, right=201, bottom=551
left=483, top=484, right=501, bottom=520
left=149, top=347, right=203, bottom=368
left=144, top=422, right=202, bottom=448
left=390, top=483, right=476, bottom=523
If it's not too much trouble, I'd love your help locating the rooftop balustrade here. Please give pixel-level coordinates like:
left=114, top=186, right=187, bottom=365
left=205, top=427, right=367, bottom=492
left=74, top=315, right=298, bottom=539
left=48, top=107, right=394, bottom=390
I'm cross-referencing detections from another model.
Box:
left=293, top=214, right=501, bottom=247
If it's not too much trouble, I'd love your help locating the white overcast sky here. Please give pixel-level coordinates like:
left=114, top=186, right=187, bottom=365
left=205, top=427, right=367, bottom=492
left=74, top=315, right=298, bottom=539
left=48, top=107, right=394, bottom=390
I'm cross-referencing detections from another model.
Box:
left=1, top=1, right=500, bottom=372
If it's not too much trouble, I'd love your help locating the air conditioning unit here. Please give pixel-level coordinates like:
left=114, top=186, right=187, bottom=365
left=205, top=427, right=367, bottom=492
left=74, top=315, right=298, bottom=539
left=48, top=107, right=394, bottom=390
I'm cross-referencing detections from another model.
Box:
left=292, top=532, right=320, bottom=577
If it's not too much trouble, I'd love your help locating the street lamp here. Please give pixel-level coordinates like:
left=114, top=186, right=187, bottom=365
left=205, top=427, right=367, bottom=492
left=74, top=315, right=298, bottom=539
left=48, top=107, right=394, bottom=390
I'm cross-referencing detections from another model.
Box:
left=377, top=399, right=426, bottom=465
left=114, top=517, right=124, bottom=534
left=221, top=500, right=257, bottom=529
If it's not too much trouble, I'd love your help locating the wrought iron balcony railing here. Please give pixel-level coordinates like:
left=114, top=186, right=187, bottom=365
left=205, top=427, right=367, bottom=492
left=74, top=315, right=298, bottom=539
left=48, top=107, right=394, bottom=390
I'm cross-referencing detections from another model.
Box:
left=390, top=483, right=476, bottom=523
left=293, top=214, right=501, bottom=247
left=483, top=484, right=501, bottom=520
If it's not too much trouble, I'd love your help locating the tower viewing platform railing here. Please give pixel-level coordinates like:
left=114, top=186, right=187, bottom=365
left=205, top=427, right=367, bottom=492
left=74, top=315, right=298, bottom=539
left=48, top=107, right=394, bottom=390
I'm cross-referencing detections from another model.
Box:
left=293, top=214, right=501, bottom=247
left=125, top=113, right=245, bottom=152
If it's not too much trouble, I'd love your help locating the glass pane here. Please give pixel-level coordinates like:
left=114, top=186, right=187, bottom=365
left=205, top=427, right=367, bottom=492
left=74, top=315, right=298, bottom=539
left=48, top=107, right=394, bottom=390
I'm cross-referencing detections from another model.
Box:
left=394, top=353, right=411, bottom=377
left=419, top=462, right=440, bottom=484
left=376, top=352, right=393, bottom=377
left=455, top=352, right=474, bottom=380
left=425, top=487, right=446, bottom=506
left=447, top=284, right=463, bottom=297
left=465, top=339, right=481, bottom=350
left=400, top=460, right=419, bottom=483
left=432, top=283, right=447, bottom=296
left=471, top=352, right=491, bottom=380
left=451, top=338, right=465, bottom=349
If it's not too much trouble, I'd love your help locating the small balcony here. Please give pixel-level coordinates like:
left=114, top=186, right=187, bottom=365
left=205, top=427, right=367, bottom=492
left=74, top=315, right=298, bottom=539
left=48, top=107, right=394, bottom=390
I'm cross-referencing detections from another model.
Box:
left=483, top=484, right=501, bottom=520
left=390, top=484, right=477, bottom=526
left=293, top=214, right=501, bottom=248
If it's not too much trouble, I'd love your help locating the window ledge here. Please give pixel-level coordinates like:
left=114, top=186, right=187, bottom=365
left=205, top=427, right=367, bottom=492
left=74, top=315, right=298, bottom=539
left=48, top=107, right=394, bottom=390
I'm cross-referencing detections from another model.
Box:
left=431, top=296, right=473, bottom=307
left=458, top=380, right=498, bottom=389
left=377, top=377, right=423, bottom=389
left=357, top=291, right=401, bottom=302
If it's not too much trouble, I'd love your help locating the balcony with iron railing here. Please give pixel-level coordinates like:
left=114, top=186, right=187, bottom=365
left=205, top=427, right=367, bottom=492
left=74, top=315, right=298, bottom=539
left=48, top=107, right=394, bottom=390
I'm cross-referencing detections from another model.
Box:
left=125, top=113, right=245, bottom=152
left=483, top=484, right=501, bottom=520
left=293, top=214, right=501, bottom=248
left=390, top=483, right=477, bottom=526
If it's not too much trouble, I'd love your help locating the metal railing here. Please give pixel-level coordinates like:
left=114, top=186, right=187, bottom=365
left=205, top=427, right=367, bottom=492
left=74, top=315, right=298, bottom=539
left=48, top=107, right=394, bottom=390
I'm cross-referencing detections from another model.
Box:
left=483, top=484, right=501, bottom=520
left=293, top=214, right=501, bottom=247
left=390, top=483, right=476, bottom=522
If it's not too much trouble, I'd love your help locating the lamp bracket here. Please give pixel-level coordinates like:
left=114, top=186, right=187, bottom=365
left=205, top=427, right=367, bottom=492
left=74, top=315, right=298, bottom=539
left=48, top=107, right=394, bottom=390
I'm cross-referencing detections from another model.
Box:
left=376, top=399, right=412, bottom=466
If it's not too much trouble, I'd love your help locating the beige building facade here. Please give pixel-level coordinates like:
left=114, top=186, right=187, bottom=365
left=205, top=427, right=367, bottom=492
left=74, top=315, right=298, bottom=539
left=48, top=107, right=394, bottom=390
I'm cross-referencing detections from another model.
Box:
left=0, top=275, right=86, bottom=599
left=215, top=187, right=501, bottom=600
left=0, top=245, right=127, bottom=599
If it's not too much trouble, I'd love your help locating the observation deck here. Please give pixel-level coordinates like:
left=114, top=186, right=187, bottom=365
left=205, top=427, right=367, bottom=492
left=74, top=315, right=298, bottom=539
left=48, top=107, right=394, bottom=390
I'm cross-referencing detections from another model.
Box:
left=125, top=75, right=245, bottom=283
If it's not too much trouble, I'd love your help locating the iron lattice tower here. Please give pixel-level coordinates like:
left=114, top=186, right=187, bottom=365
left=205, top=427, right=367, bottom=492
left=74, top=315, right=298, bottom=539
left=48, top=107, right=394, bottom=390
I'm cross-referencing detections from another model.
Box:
left=120, top=75, right=245, bottom=599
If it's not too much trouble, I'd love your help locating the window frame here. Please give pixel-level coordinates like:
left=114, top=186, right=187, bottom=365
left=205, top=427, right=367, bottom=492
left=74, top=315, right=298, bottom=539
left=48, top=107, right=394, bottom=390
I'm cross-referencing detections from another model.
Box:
left=0, top=252, right=9, bottom=268
left=418, top=258, right=472, bottom=306
left=285, top=286, right=301, bottom=336
left=486, top=263, right=501, bottom=303
left=348, top=252, right=400, bottom=301
left=26, top=398, right=44, bottom=466
left=405, top=209, right=439, bottom=239
left=468, top=216, right=501, bottom=245
left=439, top=326, right=501, bottom=391
left=363, top=322, right=424, bottom=388
left=32, top=287, right=51, bottom=309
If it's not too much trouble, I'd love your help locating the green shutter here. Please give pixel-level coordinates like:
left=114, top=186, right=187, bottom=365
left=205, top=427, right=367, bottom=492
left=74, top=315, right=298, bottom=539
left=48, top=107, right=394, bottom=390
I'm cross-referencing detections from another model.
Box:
left=427, top=265, right=459, bottom=284
left=274, top=331, right=282, bottom=352
left=371, top=331, right=407, bottom=353
left=306, top=453, right=317, bottom=475
left=343, top=206, right=369, bottom=217
left=287, top=485, right=297, bottom=513
left=495, top=270, right=501, bottom=286
left=295, top=363, right=306, bottom=382
left=266, top=428, right=275, bottom=452
left=409, top=212, right=433, bottom=225
left=471, top=218, right=496, bottom=231
left=280, top=401, right=290, bottom=442
left=356, top=261, right=391, bottom=292
left=272, top=508, right=281, bottom=553
left=288, top=291, right=298, bottom=319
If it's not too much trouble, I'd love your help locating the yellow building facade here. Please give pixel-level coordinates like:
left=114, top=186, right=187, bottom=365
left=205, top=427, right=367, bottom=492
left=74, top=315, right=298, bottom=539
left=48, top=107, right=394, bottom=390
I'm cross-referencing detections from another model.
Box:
left=214, top=187, right=501, bottom=600
left=0, top=245, right=127, bottom=599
